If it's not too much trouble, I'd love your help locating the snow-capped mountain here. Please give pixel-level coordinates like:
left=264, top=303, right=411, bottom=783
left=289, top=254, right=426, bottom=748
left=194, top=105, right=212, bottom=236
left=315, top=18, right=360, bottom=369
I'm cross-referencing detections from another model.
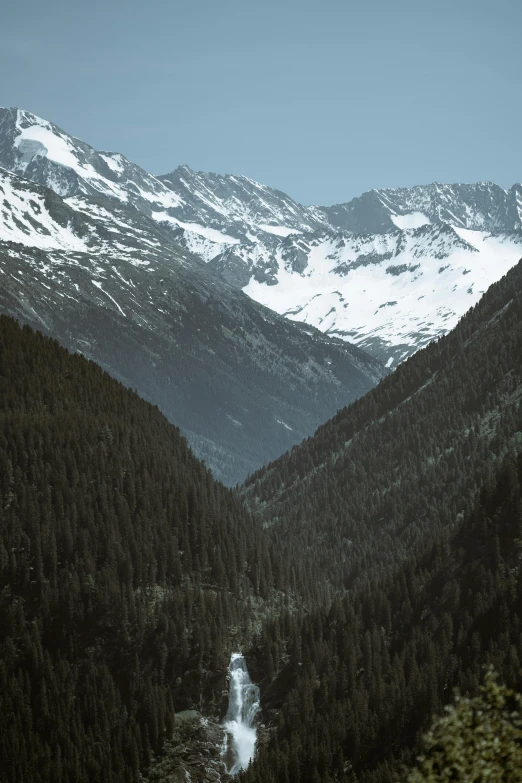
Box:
left=210, top=223, right=522, bottom=364
left=193, top=185, right=522, bottom=363
left=157, top=165, right=326, bottom=239
left=1, top=105, right=521, bottom=369
left=0, top=164, right=386, bottom=484
left=0, top=107, right=185, bottom=210
left=315, top=181, right=522, bottom=235
left=0, top=108, right=326, bottom=254
left=0, top=164, right=179, bottom=258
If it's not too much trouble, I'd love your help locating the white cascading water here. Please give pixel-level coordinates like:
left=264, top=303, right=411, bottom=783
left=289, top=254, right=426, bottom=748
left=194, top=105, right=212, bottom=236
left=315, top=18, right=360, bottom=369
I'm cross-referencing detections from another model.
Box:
left=221, top=653, right=260, bottom=774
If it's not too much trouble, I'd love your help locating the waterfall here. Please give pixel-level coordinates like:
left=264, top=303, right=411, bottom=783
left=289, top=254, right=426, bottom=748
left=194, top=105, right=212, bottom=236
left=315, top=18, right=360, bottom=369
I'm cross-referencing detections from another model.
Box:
left=221, top=653, right=260, bottom=774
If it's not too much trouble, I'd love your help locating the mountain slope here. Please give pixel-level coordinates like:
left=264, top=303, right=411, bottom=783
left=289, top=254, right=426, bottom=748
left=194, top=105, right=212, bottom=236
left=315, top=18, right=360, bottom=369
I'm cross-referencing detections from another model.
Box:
left=157, top=165, right=326, bottom=239
left=243, top=257, right=522, bottom=585
left=213, top=223, right=522, bottom=364
left=0, top=314, right=306, bottom=783
left=0, top=167, right=386, bottom=485
left=243, top=447, right=522, bottom=783
left=315, top=181, right=522, bottom=234
left=0, top=107, right=325, bottom=248
left=2, top=107, right=522, bottom=366
left=0, top=107, right=185, bottom=210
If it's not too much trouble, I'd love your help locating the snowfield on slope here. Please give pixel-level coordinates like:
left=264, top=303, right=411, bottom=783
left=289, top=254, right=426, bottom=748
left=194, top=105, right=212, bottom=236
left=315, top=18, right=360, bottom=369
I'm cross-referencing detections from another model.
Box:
left=242, top=226, right=522, bottom=364
left=3, top=106, right=522, bottom=366
left=0, top=169, right=88, bottom=252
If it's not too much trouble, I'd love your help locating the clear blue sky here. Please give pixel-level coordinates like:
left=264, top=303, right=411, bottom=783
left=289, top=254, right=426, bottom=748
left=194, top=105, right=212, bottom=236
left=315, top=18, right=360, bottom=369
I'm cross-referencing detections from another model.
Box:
left=1, top=0, right=520, bottom=205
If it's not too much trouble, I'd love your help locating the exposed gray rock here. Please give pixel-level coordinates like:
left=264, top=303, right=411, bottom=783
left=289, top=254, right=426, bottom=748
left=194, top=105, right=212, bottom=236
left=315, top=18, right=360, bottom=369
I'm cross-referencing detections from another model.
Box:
left=0, top=167, right=387, bottom=485
left=145, top=711, right=229, bottom=783
left=315, top=181, right=522, bottom=234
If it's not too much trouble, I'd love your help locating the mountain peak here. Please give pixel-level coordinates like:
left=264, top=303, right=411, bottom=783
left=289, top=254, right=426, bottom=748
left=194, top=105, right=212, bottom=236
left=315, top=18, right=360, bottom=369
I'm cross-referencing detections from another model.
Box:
left=1, top=106, right=521, bottom=374
left=174, top=163, right=194, bottom=174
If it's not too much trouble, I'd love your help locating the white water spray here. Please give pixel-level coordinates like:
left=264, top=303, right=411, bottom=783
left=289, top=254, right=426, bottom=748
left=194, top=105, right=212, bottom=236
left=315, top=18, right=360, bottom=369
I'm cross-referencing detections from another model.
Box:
left=221, top=653, right=260, bottom=774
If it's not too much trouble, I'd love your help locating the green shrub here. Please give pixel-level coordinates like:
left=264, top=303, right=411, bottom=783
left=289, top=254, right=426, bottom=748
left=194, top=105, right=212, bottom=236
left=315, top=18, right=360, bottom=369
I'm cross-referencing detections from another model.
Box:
left=407, top=669, right=522, bottom=782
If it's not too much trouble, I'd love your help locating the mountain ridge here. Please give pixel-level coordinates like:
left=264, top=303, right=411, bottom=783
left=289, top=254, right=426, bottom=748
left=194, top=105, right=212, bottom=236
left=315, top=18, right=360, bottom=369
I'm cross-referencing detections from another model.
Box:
left=0, top=162, right=386, bottom=485
left=314, top=180, right=522, bottom=234
left=2, top=105, right=522, bottom=367
left=242, top=256, right=522, bottom=586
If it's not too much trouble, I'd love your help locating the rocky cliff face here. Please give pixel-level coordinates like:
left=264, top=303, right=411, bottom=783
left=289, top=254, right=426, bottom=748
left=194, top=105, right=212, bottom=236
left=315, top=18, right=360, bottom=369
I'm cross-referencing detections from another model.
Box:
left=145, top=711, right=227, bottom=783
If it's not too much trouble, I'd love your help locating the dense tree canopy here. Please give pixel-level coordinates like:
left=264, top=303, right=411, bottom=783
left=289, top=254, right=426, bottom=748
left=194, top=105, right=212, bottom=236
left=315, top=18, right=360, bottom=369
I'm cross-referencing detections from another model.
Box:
left=244, top=259, right=522, bottom=591
left=240, top=448, right=522, bottom=783
left=236, top=260, right=522, bottom=783
left=0, top=316, right=319, bottom=782
left=2, top=257, right=522, bottom=783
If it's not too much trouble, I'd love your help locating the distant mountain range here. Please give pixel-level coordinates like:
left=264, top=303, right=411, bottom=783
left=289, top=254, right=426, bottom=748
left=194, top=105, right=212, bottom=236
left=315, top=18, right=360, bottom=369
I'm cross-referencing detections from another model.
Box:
left=0, top=109, right=385, bottom=485
left=316, top=181, right=522, bottom=234
left=2, top=106, right=522, bottom=783
left=1, top=105, right=521, bottom=478
left=2, top=107, right=522, bottom=365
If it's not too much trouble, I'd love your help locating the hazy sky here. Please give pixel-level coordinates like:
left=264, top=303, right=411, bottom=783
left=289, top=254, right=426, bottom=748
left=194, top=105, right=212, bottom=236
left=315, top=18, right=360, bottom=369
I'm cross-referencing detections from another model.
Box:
left=1, top=0, right=520, bottom=204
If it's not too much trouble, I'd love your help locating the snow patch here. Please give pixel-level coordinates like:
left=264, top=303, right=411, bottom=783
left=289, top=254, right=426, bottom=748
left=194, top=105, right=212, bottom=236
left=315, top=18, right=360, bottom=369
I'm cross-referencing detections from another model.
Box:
left=99, top=153, right=125, bottom=174
left=92, top=280, right=126, bottom=316
left=258, top=224, right=301, bottom=237
left=152, top=212, right=240, bottom=244
left=391, top=212, right=431, bottom=230
left=0, top=171, right=88, bottom=252
left=15, top=121, right=81, bottom=172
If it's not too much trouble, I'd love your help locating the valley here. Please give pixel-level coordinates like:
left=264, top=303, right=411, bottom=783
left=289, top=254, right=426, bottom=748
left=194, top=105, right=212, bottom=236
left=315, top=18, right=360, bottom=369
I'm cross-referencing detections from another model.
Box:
left=1, top=99, right=522, bottom=783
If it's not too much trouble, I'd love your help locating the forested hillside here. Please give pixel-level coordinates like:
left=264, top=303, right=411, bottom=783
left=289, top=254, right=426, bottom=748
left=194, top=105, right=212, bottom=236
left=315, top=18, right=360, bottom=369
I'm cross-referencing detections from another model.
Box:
left=3, top=256, right=522, bottom=783
left=3, top=5, right=522, bottom=782
left=0, top=120, right=387, bottom=487
left=0, top=316, right=323, bottom=783
left=244, top=258, right=522, bottom=589
left=241, top=447, right=522, bottom=783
